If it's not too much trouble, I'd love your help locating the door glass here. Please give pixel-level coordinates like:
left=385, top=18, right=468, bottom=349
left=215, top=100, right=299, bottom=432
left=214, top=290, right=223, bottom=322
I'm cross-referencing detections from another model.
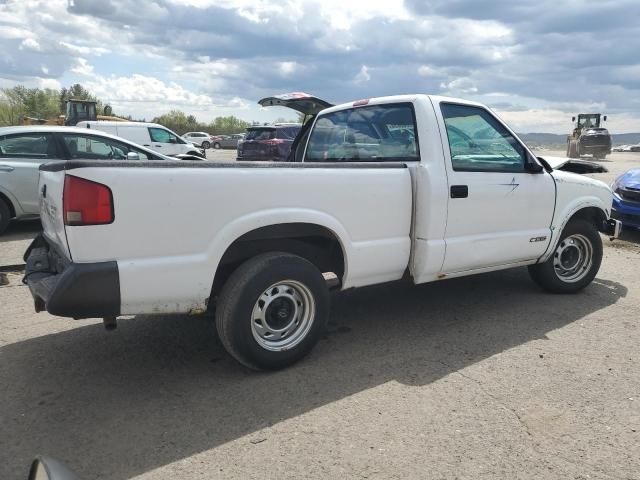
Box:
left=149, top=127, right=172, bottom=143
left=441, top=103, right=526, bottom=172
left=62, top=134, right=150, bottom=160
left=305, top=103, right=419, bottom=162
left=0, top=134, right=55, bottom=159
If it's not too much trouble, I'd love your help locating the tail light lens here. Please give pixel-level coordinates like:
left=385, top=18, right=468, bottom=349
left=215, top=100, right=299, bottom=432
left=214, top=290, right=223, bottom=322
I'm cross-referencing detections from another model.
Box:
left=63, top=175, right=114, bottom=226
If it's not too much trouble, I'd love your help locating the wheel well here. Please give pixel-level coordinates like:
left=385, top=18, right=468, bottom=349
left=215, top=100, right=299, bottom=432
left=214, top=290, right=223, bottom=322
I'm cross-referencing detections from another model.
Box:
left=569, top=206, right=607, bottom=232
left=0, top=192, right=16, bottom=218
left=211, top=223, right=345, bottom=299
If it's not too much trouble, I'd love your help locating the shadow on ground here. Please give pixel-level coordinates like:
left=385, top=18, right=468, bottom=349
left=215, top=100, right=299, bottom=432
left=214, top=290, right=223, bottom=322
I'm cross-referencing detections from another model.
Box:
left=0, top=268, right=627, bottom=479
left=2, top=219, right=41, bottom=243
left=618, top=227, right=640, bottom=245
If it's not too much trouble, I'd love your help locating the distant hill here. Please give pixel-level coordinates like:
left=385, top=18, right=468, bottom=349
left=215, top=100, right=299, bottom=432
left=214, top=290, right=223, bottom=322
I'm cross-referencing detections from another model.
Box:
left=518, top=132, right=640, bottom=149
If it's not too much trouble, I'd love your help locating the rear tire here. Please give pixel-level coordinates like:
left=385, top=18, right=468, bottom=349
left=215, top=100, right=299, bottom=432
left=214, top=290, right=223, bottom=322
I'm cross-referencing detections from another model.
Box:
left=528, top=219, right=602, bottom=293
left=0, top=199, right=10, bottom=235
left=216, top=252, right=330, bottom=370
left=201, top=141, right=211, bottom=149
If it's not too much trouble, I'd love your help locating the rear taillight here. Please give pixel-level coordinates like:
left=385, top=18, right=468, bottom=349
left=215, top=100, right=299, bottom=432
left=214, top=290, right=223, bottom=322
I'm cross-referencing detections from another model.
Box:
left=63, top=175, right=114, bottom=226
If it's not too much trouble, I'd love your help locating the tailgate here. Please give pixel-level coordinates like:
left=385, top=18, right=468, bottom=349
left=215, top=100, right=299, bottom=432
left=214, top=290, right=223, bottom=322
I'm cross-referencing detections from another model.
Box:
left=38, top=168, right=71, bottom=260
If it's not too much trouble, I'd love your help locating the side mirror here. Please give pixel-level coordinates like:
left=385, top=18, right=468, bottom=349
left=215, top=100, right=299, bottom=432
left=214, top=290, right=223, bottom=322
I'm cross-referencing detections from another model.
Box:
left=603, top=115, right=607, bottom=122
left=571, top=116, right=576, bottom=122
left=29, top=456, right=81, bottom=480
left=127, top=152, right=140, bottom=161
left=169, top=138, right=177, bottom=144
left=526, top=157, right=544, bottom=173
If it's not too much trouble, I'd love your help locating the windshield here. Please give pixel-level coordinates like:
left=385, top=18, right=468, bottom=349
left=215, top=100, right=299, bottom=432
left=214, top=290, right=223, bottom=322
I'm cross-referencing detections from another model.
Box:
left=578, top=114, right=601, bottom=128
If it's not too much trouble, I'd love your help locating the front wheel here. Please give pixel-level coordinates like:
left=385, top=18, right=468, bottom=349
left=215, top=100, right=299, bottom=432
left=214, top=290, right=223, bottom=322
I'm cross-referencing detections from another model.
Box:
left=528, top=219, right=602, bottom=293
left=201, top=141, right=210, bottom=149
left=0, top=198, right=10, bottom=234
left=213, top=142, right=221, bottom=149
left=216, top=252, right=330, bottom=370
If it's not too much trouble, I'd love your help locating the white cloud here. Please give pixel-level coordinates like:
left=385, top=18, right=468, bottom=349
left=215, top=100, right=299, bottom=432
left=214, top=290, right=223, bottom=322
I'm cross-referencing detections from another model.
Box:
left=39, top=78, right=62, bottom=90
left=440, top=78, right=478, bottom=94
left=20, top=38, right=41, bottom=51
left=278, top=61, right=297, bottom=76
left=354, top=65, right=370, bottom=83
left=60, top=41, right=110, bottom=56
left=71, top=58, right=95, bottom=76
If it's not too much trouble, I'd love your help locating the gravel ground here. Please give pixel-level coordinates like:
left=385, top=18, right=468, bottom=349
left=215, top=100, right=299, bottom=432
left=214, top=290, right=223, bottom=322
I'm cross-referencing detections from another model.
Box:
left=1, top=150, right=639, bottom=480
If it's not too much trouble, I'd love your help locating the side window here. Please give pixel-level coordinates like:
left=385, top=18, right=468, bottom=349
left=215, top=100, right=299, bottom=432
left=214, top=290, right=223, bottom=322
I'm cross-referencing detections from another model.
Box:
left=0, top=134, right=56, bottom=160
left=305, top=103, right=419, bottom=162
left=440, top=103, right=526, bottom=172
left=62, top=134, right=150, bottom=160
left=149, top=127, right=181, bottom=144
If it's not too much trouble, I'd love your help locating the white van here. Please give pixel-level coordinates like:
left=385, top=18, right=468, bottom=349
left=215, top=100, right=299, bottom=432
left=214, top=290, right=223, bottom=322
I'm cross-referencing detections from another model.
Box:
left=76, top=121, right=204, bottom=158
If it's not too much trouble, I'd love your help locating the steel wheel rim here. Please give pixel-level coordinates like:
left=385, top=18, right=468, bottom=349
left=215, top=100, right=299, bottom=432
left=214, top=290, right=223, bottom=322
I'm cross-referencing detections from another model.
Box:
left=251, top=280, right=316, bottom=352
left=553, top=234, right=593, bottom=283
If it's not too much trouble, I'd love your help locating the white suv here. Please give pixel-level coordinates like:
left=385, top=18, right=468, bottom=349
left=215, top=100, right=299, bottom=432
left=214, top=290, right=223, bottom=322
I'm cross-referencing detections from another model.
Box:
left=183, top=132, right=216, bottom=149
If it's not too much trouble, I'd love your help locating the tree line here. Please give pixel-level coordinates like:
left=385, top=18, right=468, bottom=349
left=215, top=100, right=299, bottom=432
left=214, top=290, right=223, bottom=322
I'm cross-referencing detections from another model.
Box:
left=0, top=83, right=291, bottom=136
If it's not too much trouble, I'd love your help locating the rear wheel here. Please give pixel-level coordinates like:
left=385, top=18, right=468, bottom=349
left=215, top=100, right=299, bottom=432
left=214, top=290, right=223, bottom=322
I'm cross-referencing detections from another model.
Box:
left=0, top=198, right=10, bottom=235
left=201, top=141, right=210, bottom=149
left=528, top=219, right=602, bottom=293
left=216, top=252, right=330, bottom=370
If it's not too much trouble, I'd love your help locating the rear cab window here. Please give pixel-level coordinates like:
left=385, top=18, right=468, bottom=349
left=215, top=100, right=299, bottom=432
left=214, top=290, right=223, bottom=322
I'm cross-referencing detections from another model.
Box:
left=304, top=103, right=419, bottom=162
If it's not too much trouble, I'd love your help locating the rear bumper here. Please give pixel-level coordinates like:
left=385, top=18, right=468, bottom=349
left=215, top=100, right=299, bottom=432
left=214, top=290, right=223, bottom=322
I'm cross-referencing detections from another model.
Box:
left=23, top=234, right=120, bottom=318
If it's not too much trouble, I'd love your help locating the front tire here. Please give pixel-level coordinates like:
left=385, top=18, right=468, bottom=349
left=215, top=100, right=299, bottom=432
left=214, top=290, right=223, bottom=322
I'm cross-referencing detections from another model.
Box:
left=0, top=198, right=11, bottom=235
left=201, top=141, right=210, bottom=149
left=213, top=142, right=221, bottom=149
left=216, top=252, right=330, bottom=370
left=567, top=140, right=579, bottom=158
left=528, top=219, right=602, bottom=293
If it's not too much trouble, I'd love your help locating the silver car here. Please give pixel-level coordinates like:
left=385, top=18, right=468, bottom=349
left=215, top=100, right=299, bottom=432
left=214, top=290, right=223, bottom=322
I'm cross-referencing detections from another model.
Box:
left=212, top=133, right=245, bottom=149
left=0, top=126, right=170, bottom=234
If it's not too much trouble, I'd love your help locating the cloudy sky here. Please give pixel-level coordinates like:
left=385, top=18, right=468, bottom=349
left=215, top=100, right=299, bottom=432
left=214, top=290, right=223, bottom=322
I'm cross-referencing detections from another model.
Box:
left=1, top=0, right=639, bottom=132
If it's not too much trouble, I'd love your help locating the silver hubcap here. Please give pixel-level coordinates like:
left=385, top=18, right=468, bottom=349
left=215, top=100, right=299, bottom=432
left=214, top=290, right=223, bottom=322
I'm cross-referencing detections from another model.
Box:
left=553, top=234, right=593, bottom=283
left=251, top=280, right=315, bottom=351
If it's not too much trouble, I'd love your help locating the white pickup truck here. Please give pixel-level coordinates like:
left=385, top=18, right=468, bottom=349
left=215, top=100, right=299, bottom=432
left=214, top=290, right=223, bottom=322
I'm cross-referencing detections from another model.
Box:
left=24, top=94, right=620, bottom=370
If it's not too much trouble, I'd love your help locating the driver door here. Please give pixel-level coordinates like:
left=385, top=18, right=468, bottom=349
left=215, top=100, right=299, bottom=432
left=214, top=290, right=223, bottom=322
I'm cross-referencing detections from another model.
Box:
left=437, top=102, right=555, bottom=273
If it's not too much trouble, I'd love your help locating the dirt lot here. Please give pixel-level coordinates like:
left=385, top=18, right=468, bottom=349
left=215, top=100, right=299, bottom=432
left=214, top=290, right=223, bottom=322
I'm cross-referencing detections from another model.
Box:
left=1, top=151, right=639, bottom=480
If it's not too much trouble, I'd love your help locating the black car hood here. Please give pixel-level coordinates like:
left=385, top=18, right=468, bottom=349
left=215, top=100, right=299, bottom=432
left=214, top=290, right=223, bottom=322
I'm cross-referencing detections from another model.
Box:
left=258, top=92, right=333, bottom=115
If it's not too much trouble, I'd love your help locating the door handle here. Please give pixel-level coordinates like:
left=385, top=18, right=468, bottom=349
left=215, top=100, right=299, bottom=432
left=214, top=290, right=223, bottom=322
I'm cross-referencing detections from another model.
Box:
left=143, top=144, right=150, bottom=147
left=450, top=185, right=468, bottom=198
left=0, top=165, right=14, bottom=172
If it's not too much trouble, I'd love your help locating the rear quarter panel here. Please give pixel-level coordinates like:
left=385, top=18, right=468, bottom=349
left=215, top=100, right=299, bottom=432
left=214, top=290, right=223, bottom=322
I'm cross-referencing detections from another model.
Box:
left=64, top=164, right=412, bottom=314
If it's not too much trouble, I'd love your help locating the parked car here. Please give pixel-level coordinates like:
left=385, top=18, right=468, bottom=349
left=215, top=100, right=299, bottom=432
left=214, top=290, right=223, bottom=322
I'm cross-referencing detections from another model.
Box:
left=0, top=125, right=174, bottom=234
left=237, top=124, right=301, bottom=161
left=612, top=168, right=640, bottom=229
left=212, top=133, right=245, bottom=149
left=182, top=131, right=216, bottom=149
left=24, top=94, right=620, bottom=371
left=76, top=121, right=204, bottom=158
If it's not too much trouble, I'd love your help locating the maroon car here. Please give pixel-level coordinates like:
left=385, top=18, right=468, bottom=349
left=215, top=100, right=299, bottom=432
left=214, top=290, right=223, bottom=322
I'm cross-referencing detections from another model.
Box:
left=237, top=124, right=301, bottom=161
left=237, top=93, right=333, bottom=162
